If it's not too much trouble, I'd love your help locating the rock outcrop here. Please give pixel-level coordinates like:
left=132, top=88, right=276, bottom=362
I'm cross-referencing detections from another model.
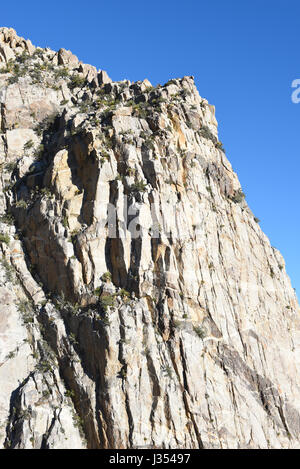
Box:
left=0, top=27, right=299, bottom=449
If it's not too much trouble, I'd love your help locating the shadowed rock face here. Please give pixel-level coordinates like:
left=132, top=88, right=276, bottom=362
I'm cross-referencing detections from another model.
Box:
left=0, top=27, right=300, bottom=449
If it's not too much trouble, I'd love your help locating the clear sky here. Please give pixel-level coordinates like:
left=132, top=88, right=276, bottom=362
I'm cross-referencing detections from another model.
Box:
left=2, top=0, right=300, bottom=295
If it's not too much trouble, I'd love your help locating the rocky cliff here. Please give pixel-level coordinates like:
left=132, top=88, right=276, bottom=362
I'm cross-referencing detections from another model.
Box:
left=0, top=27, right=299, bottom=449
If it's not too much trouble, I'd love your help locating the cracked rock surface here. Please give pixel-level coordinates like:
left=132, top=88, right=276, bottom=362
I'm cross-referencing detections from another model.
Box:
left=0, top=27, right=299, bottom=449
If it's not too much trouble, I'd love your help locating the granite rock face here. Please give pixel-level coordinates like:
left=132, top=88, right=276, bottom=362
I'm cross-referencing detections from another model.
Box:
left=0, top=27, right=300, bottom=449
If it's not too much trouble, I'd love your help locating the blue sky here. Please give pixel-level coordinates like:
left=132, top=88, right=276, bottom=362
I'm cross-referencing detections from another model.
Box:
left=2, top=0, right=300, bottom=294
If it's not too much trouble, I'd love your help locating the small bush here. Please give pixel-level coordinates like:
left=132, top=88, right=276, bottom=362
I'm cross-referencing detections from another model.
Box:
left=0, top=233, right=10, bottom=244
left=0, top=258, right=16, bottom=283
left=0, top=213, right=14, bottom=225
left=206, top=185, right=213, bottom=196
left=4, top=161, right=17, bottom=172
left=101, top=271, right=112, bottom=282
left=33, top=48, right=44, bottom=59
left=231, top=189, right=245, bottom=204
left=16, top=51, right=30, bottom=64
left=56, top=294, right=81, bottom=316
left=162, top=365, right=173, bottom=379
left=69, top=333, right=78, bottom=346
left=36, top=360, right=53, bottom=373
left=193, top=325, right=206, bottom=339
left=62, top=216, right=69, bottom=229
left=65, top=389, right=75, bottom=399
left=17, top=299, right=34, bottom=324
left=54, top=67, right=69, bottom=79
left=6, top=350, right=17, bottom=360
left=40, top=187, right=53, bottom=198
left=130, top=180, right=147, bottom=192
left=126, top=167, right=136, bottom=177
left=24, top=140, right=34, bottom=150
left=132, top=102, right=148, bottom=119
left=119, top=288, right=130, bottom=299
left=199, top=125, right=216, bottom=143
left=68, top=74, right=86, bottom=90
left=31, top=69, right=42, bottom=83
left=7, top=74, right=21, bottom=85
left=15, top=200, right=28, bottom=209
left=215, top=141, right=225, bottom=152
left=100, top=294, right=115, bottom=311
left=118, top=367, right=127, bottom=379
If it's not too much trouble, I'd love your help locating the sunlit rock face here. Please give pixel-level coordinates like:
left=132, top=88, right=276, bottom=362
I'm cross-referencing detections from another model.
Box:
left=0, top=27, right=300, bottom=449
